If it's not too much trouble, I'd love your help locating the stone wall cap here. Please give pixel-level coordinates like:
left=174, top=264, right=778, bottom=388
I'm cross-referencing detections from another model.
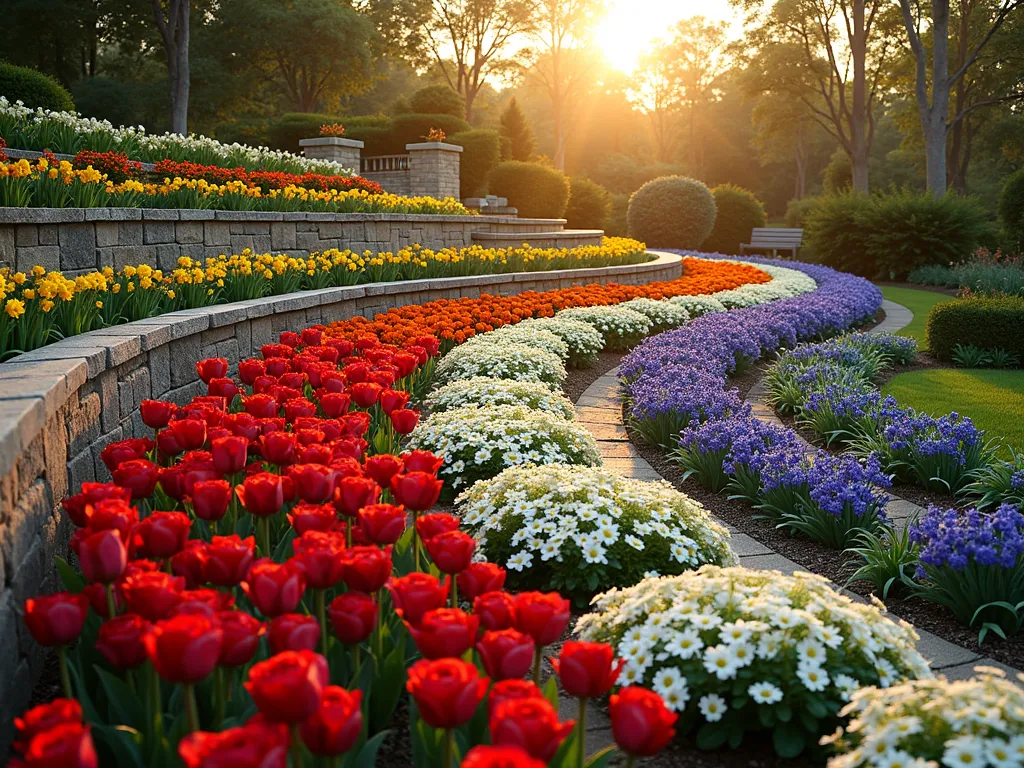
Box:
left=299, top=137, right=365, bottom=149
left=214, top=210, right=284, bottom=222
left=0, top=207, right=86, bottom=224
left=142, top=209, right=181, bottom=220
left=0, top=396, right=47, bottom=479
left=0, top=358, right=88, bottom=420
left=405, top=142, right=464, bottom=153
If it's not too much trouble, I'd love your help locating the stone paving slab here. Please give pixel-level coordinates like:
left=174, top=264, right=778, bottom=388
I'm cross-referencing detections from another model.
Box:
left=874, top=299, right=914, bottom=334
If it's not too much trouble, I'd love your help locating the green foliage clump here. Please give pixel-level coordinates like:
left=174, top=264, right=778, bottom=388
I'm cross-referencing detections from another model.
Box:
left=822, top=149, right=852, bottom=194
left=498, top=97, right=535, bottom=161
left=804, top=193, right=874, bottom=276
left=626, top=176, right=717, bottom=249
left=265, top=113, right=392, bottom=153
left=407, top=85, right=465, bottom=118
left=387, top=113, right=470, bottom=149
left=0, top=63, right=74, bottom=112
left=784, top=196, right=821, bottom=229
left=998, top=168, right=1024, bottom=254
left=449, top=129, right=501, bottom=198
left=488, top=161, right=570, bottom=218
left=701, top=184, right=767, bottom=254
left=927, top=295, right=1024, bottom=363
left=564, top=177, right=611, bottom=229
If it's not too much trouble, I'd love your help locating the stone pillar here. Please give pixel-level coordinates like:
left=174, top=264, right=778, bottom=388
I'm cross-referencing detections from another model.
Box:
left=406, top=142, right=463, bottom=200
left=298, top=137, right=364, bottom=171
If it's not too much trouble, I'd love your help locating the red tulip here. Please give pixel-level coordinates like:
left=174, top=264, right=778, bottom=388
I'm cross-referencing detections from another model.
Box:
left=357, top=503, right=407, bottom=545
left=339, top=412, right=371, bottom=439
left=514, top=592, right=570, bottom=647
left=457, top=563, right=507, bottom=604
left=211, top=435, right=248, bottom=475
left=96, top=614, right=149, bottom=669
left=339, top=545, right=392, bottom=593
left=378, top=389, right=409, bottom=415
left=292, top=531, right=346, bottom=590
left=225, top=412, right=262, bottom=442
left=174, top=588, right=235, bottom=617
left=334, top=475, right=380, bottom=518
left=243, top=558, right=306, bottom=617
left=171, top=540, right=206, bottom=589
left=401, top=450, right=444, bottom=475
left=20, top=722, right=98, bottom=768
left=245, top=650, right=329, bottom=724
left=348, top=382, right=382, bottom=408
left=299, top=686, right=363, bottom=757
left=288, top=503, right=338, bottom=535
left=14, top=699, right=83, bottom=754
left=236, top=473, right=287, bottom=518
left=238, top=358, right=267, bottom=385
left=476, top=629, right=536, bottom=681
left=390, top=408, right=419, bottom=434
left=78, top=528, right=128, bottom=584
left=208, top=378, right=240, bottom=401
left=157, top=428, right=185, bottom=458
left=135, top=510, right=191, bottom=559
left=461, top=745, right=547, bottom=768
left=490, top=697, right=575, bottom=762
left=552, top=641, right=624, bottom=699
left=145, top=614, right=222, bottom=684
left=201, top=535, right=256, bottom=587
left=405, top=658, right=489, bottom=729
left=415, top=513, right=460, bottom=542
left=287, top=463, right=338, bottom=504
left=61, top=483, right=132, bottom=528
left=141, top=400, right=176, bottom=430
left=390, top=472, right=443, bottom=511
left=83, top=498, right=137, bottom=536
left=386, top=572, right=448, bottom=625
left=474, top=591, right=516, bottom=631
left=196, top=357, right=229, bottom=383
left=415, top=335, right=440, bottom=357
left=121, top=571, right=185, bottom=620
left=100, top=438, right=154, bottom=472
left=328, top=592, right=378, bottom=644
left=191, top=479, right=231, bottom=522
left=318, top=392, right=350, bottom=419
left=23, top=592, right=89, bottom=647
left=215, top=610, right=263, bottom=668
left=424, top=530, right=475, bottom=574
left=406, top=608, right=479, bottom=659
left=170, top=419, right=208, bottom=451
left=487, top=679, right=544, bottom=718
left=244, top=393, right=280, bottom=419
left=178, top=721, right=289, bottom=768
left=111, top=459, right=160, bottom=499
left=267, top=613, right=320, bottom=654
left=363, top=454, right=403, bottom=488
left=609, top=686, right=678, bottom=757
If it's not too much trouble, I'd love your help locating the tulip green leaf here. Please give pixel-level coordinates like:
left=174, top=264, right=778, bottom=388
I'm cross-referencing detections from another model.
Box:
left=348, top=729, right=390, bottom=768
left=584, top=746, right=617, bottom=767
left=95, top=665, right=143, bottom=731
left=56, top=556, right=86, bottom=593
left=92, top=724, right=144, bottom=768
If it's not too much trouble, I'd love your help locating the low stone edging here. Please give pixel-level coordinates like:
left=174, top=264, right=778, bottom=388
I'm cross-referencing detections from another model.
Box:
left=0, top=250, right=681, bottom=745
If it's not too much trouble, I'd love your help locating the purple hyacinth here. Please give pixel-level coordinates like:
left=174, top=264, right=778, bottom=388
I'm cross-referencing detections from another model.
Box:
left=911, top=503, right=1024, bottom=572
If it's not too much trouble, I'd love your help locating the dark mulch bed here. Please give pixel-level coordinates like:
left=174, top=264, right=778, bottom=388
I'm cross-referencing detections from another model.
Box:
left=563, top=350, right=625, bottom=402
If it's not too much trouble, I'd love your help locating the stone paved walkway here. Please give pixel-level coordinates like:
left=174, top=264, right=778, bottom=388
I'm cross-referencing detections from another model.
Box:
left=875, top=299, right=914, bottom=334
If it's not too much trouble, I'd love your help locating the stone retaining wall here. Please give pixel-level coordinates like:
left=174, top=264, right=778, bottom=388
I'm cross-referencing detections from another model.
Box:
left=0, top=251, right=682, bottom=751
left=0, top=209, right=568, bottom=276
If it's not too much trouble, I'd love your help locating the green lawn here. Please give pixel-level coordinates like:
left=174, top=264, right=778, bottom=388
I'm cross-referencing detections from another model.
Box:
left=877, top=285, right=954, bottom=351
left=881, top=368, right=1024, bottom=454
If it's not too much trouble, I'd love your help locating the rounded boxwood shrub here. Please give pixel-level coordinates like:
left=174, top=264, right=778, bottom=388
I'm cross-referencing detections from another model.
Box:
left=565, top=177, right=612, bottom=229
left=458, top=464, right=735, bottom=604
left=449, top=129, right=500, bottom=198
left=408, top=85, right=466, bottom=118
left=998, top=168, right=1024, bottom=254
left=488, top=161, right=570, bottom=218
left=926, top=295, right=1024, bottom=363
left=701, top=184, right=767, bottom=254
left=0, top=63, right=74, bottom=112
left=627, top=176, right=717, bottom=248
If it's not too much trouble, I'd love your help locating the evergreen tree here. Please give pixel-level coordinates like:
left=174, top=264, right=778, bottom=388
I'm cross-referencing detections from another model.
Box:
left=499, top=97, right=536, bottom=161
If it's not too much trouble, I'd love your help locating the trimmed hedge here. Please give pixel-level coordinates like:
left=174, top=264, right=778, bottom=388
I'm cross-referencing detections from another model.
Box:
left=408, top=85, right=465, bottom=118
left=449, top=129, right=501, bottom=198
left=488, top=161, right=570, bottom=218
left=926, top=296, right=1024, bottom=363
left=565, top=177, right=611, bottom=229
left=0, top=63, right=74, bottom=112
left=701, top=184, right=766, bottom=254
left=267, top=113, right=391, bottom=152
left=626, top=176, right=717, bottom=248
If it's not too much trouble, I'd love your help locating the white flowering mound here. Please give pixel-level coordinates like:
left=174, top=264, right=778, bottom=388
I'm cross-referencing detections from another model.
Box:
left=425, top=377, right=577, bottom=421
left=714, top=265, right=818, bottom=308
left=462, top=325, right=570, bottom=362
left=667, top=295, right=727, bottom=316
left=556, top=306, right=652, bottom=350
left=515, top=317, right=606, bottom=368
left=620, top=298, right=691, bottom=332
left=824, top=669, right=1024, bottom=768
left=435, top=342, right=566, bottom=390
left=458, top=465, right=734, bottom=602
left=407, top=405, right=601, bottom=494
left=575, top=566, right=931, bottom=758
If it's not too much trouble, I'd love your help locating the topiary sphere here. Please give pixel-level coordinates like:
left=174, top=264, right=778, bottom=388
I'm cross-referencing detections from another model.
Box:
left=627, top=176, right=717, bottom=249
left=701, top=184, right=767, bottom=254
left=0, top=62, right=74, bottom=112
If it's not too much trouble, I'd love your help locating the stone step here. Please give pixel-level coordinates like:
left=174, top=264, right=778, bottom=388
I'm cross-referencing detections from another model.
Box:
left=470, top=229, right=604, bottom=249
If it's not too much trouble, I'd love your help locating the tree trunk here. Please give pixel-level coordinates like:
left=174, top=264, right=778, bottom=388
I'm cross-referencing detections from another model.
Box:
left=850, top=0, right=870, bottom=192
left=171, top=42, right=190, bottom=135
left=924, top=0, right=950, bottom=196
left=152, top=0, right=191, bottom=135
left=795, top=130, right=807, bottom=199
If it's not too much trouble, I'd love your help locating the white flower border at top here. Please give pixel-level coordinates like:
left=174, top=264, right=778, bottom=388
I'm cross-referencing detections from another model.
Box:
left=424, top=377, right=577, bottom=421
left=434, top=342, right=566, bottom=390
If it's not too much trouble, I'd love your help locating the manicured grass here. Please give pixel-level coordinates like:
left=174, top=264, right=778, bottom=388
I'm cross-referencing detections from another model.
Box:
left=882, top=368, right=1024, bottom=454
left=878, top=285, right=954, bottom=351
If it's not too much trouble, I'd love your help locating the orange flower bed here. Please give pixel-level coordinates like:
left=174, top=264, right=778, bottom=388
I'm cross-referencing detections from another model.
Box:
left=325, top=257, right=770, bottom=346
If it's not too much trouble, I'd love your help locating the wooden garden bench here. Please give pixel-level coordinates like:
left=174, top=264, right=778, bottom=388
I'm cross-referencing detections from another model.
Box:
left=739, top=228, right=803, bottom=258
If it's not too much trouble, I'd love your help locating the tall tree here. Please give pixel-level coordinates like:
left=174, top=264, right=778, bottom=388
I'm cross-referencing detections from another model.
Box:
left=897, top=0, right=1024, bottom=195
left=525, top=0, right=602, bottom=170
left=500, top=97, right=537, bottom=159
left=150, top=0, right=191, bottom=133
left=632, top=41, right=681, bottom=163
left=424, top=0, right=535, bottom=121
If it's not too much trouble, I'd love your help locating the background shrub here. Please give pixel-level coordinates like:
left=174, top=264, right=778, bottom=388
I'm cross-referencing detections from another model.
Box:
left=565, top=177, right=611, bottom=229
left=388, top=113, right=470, bottom=149
left=626, top=176, right=717, bottom=248
left=605, top=193, right=629, bottom=236
left=407, top=85, right=466, bottom=118
left=822, top=149, right=852, bottom=194
left=927, top=296, right=1024, bottom=362
left=804, top=192, right=875, bottom=276
left=998, top=168, right=1024, bottom=254
left=266, top=113, right=391, bottom=152
left=784, top=196, right=821, bottom=229
left=488, top=161, right=570, bottom=218
left=449, top=129, right=501, bottom=198
left=701, top=184, right=767, bottom=254
left=0, top=62, right=74, bottom=112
